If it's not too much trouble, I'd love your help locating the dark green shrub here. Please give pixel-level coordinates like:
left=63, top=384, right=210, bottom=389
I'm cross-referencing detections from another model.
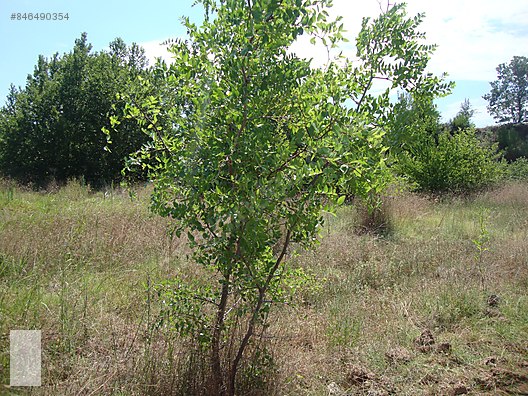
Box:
left=497, top=124, right=528, bottom=161
left=477, top=123, right=528, bottom=162
left=505, top=157, right=528, bottom=181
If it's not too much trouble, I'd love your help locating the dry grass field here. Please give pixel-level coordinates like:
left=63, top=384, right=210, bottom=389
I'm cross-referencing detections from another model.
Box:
left=1, top=180, right=527, bottom=395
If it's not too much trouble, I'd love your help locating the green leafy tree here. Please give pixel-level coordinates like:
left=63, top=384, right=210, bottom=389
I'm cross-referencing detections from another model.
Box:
left=111, top=1, right=449, bottom=394
left=388, top=92, right=442, bottom=156
left=336, top=4, right=451, bottom=224
left=386, top=92, right=441, bottom=186
left=0, top=33, right=149, bottom=187
left=483, top=56, right=528, bottom=124
left=449, top=99, right=475, bottom=132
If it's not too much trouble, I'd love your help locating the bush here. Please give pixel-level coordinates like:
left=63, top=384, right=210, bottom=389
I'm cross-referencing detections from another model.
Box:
left=505, top=157, right=528, bottom=181
left=399, top=129, right=502, bottom=194
left=477, top=123, right=528, bottom=162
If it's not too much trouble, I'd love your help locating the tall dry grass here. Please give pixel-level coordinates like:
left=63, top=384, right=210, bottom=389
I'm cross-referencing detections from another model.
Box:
left=1, top=180, right=527, bottom=395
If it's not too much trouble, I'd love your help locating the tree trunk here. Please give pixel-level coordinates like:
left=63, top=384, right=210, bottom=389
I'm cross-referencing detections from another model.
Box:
left=210, top=279, right=230, bottom=396
left=227, top=290, right=264, bottom=396
left=227, top=230, right=291, bottom=396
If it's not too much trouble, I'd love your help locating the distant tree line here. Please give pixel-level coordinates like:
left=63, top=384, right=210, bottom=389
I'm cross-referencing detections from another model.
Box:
left=0, top=33, right=152, bottom=187
left=0, top=32, right=526, bottom=192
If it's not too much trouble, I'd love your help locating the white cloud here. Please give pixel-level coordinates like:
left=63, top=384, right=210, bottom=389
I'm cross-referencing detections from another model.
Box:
left=139, top=39, right=175, bottom=65
left=472, top=103, right=495, bottom=127
left=330, top=0, right=528, bottom=82
left=292, top=0, right=527, bottom=126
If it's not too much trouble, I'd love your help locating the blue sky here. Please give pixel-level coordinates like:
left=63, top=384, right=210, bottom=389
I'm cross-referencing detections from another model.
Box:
left=0, top=0, right=203, bottom=100
left=1, top=0, right=527, bottom=127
